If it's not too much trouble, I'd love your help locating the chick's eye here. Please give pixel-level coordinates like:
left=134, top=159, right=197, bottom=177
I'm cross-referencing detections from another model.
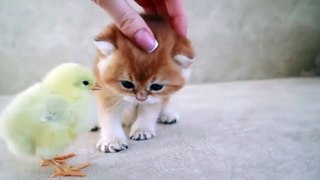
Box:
left=121, top=80, right=134, bottom=89
left=83, top=81, right=89, bottom=86
left=150, top=83, right=163, bottom=91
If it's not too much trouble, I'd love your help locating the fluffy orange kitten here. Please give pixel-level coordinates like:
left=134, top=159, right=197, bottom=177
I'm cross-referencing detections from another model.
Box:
left=93, top=15, right=194, bottom=153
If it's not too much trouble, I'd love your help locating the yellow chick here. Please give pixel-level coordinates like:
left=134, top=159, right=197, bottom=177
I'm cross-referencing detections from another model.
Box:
left=0, top=63, right=100, bottom=177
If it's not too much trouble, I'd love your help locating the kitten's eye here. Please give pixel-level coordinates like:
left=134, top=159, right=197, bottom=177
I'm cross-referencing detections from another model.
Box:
left=83, top=81, right=89, bottom=86
left=120, top=80, right=135, bottom=89
left=150, top=83, right=164, bottom=91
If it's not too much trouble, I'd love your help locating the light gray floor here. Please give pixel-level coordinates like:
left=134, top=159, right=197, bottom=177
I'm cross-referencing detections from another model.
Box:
left=0, top=78, right=320, bottom=180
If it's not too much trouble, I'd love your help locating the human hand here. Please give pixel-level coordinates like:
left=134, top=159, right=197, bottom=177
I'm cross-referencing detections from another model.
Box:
left=91, top=0, right=187, bottom=53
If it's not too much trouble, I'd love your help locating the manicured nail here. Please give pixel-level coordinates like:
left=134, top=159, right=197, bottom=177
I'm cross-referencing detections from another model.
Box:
left=134, top=29, right=158, bottom=53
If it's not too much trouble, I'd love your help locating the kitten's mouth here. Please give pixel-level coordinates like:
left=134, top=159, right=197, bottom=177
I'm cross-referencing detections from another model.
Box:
left=136, top=95, right=148, bottom=102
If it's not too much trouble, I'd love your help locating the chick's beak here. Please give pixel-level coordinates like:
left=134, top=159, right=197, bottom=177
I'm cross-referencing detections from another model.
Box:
left=91, top=83, right=102, bottom=91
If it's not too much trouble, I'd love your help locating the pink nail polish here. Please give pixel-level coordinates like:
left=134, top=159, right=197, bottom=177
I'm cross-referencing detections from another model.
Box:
left=134, top=29, right=158, bottom=53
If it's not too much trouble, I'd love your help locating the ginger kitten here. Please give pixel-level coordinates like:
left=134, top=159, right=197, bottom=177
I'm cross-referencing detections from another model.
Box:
left=93, top=15, right=194, bottom=153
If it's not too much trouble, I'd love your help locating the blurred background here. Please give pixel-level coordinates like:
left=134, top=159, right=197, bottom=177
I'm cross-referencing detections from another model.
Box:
left=0, top=0, right=319, bottom=94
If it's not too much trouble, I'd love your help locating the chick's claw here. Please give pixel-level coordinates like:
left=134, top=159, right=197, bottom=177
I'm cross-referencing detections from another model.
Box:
left=53, top=153, right=76, bottom=161
left=71, top=162, right=91, bottom=171
left=51, top=168, right=85, bottom=178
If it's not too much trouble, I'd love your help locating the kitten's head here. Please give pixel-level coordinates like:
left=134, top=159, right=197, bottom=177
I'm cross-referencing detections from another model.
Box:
left=93, top=17, right=194, bottom=104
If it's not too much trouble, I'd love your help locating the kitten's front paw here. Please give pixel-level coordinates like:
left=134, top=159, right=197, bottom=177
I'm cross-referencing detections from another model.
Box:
left=158, top=113, right=179, bottom=124
left=129, top=129, right=155, bottom=141
left=96, top=138, right=128, bottom=153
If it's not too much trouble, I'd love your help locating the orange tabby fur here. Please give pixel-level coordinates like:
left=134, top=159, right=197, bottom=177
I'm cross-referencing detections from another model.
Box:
left=93, top=15, right=194, bottom=153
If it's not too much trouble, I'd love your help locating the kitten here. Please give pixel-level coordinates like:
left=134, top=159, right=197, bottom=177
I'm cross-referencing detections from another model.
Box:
left=93, top=15, right=194, bottom=153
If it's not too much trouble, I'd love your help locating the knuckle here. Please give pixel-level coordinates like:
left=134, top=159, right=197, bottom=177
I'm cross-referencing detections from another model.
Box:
left=119, top=12, right=141, bottom=35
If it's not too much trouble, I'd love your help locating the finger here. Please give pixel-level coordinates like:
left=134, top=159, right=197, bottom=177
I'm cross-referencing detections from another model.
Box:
left=92, top=0, right=158, bottom=52
left=164, top=0, right=188, bottom=36
left=135, top=0, right=157, bottom=13
left=153, top=0, right=169, bottom=16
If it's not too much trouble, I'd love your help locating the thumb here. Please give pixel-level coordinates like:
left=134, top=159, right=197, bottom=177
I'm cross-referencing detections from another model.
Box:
left=94, top=0, right=158, bottom=53
left=117, top=12, right=159, bottom=53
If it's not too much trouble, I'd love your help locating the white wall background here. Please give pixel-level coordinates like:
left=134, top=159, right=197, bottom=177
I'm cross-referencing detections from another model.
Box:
left=0, top=0, right=320, bottom=94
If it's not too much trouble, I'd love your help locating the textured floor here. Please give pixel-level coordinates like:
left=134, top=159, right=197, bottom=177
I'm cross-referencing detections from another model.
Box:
left=0, top=78, right=320, bottom=179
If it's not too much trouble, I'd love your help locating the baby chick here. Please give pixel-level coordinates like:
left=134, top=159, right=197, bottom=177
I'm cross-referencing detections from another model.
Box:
left=0, top=63, right=100, bottom=177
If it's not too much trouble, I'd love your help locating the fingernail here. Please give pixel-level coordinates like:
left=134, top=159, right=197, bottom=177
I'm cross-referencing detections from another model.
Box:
left=134, top=29, right=158, bottom=53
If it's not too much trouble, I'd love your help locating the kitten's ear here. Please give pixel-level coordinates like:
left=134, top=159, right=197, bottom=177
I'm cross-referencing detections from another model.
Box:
left=172, top=37, right=195, bottom=68
left=94, top=40, right=115, bottom=56
left=94, top=25, right=117, bottom=56
left=173, top=54, right=193, bottom=68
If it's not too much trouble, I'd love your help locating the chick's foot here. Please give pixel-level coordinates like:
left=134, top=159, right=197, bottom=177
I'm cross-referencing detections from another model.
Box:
left=41, top=153, right=76, bottom=166
left=41, top=153, right=91, bottom=177
left=50, top=162, right=91, bottom=178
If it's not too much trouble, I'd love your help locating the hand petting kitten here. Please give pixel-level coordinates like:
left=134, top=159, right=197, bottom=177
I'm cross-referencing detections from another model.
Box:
left=91, top=0, right=187, bottom=53
left=93, top=15, right=194, bottom=153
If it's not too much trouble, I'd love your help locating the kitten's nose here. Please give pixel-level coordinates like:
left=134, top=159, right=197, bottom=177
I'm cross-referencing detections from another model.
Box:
left=136, top=91, right=148, bottom=101
left=91, top=83, right=102, bottom=91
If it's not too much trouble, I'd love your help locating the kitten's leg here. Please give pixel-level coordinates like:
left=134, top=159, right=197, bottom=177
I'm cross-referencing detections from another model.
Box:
left=122, top=105, right=137, bottom=128
left=129, top=103, right=161, bottom=141
left=158, top=98, right=179, bottom=124
left=96, top=108, right=128, bottom=153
